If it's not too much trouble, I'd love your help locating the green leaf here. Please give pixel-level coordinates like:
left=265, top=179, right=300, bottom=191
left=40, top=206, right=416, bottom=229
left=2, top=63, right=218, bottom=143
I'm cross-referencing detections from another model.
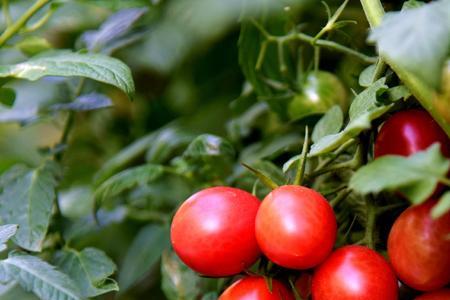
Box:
left=369, top=0, right=450, bottom=89
left=53, top=248, right=118, bottom=298
left=310, top=78, right=390, bottom=156
left=15, top=37, right=52, bottom=57
left=161, top=250, right=216, bottom=300
left=201, top=292, right=219, bottom=300
left=402, top=0, right=426, bottom=10
left=238, top=1, right=298, bottom=98
left=94, top=133, right=155, bottom=185
left=0, top=224, right=18, bottom=252
left=240, top=133, right=302, bottom=163
left=146, top=127, right=195, bottom=163
left=94, top=164, right=164, bottom=208
left=358, top=64, right=376, bottom=87
left=81, top=7, right=148, bottom=53
left=49, top=93, right=113, bottom=111
left=0, top=283, right=40, bottom=300
left=95, top=124, right=184, bottom=185
left=350, top=144, right=450, bottom=204
left=312, top=105, right=344, bottom=143
left=0, top=162, right=60, bottom=252
left=0, top=88, right=16, bottom=107
left=0, top=51, right=135, bottom=98
left=183, top=134, right=235, bottom=158
left=386, top=85, right=411, bottom=102
left=177, top=134, right=236, bottom=181
left=432, top=191, right=450, bottom=219
left=119, top=224, right=169, bottom=292
left=0, top=252, right=82, bottom=300
left=49, top=93, right=112, bottom=112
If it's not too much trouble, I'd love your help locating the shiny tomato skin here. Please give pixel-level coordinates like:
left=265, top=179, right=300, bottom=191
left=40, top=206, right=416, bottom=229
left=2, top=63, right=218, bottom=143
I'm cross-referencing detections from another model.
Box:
left=312, top=245, right=398, bottom=300
left=374, top=109, right=450, bottom=158
left=170, top=186, right=261, bottom=277
left=415, top=289, right=450, bottom=300
left=388, top=200, right=450, bottom=291
left=288, top=71, right=348, bottom=121
left=255, top=185, right=337, bottom=269
left=219, top=276, right=294, bottom=300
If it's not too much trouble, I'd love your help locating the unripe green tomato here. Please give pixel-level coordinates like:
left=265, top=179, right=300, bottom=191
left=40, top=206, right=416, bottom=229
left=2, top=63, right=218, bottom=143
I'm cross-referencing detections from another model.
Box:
left=288, top=71, right=348, bottom=121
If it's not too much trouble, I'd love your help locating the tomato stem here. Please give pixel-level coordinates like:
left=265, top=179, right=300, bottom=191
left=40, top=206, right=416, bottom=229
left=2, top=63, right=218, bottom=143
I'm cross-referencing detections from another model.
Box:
left=364, top=197, right=376, bottom=249
left=242, top=163, right=279, bottom=190
left=2, top=0, right=12, bottom=26
left=330, top=188, right=351, bottom=208
left=360, top=0, right=450, bottom=138
left=251, top=19, right=377, bottom=65
left=288, top=278, right=303, bottom=300
left=294, top=126, right=310, bottom=186
left=0, top=0, right=51, bottom=47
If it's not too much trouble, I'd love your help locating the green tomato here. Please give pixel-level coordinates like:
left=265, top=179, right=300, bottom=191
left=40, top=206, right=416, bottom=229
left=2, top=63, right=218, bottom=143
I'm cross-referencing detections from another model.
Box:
left=288, top=71, right=348, bottom=121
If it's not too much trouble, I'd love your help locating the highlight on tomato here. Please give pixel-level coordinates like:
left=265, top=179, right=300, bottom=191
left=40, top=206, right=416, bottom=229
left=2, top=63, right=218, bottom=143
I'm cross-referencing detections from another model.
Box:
left=288, top=71, right=348, bottom=121
left=312, top=245, right=398, bottom=300
left=255, top=185, right=337, bottom=270
left=170, top=186, right=261, bottom=277
left=388, top=200, right=450, bottom=291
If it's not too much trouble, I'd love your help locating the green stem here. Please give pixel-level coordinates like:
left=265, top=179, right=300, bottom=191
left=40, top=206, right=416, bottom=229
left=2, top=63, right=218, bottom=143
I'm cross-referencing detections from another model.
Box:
left=371, top=58, right=386, bottom=83
left=359, top=0, right=384, bottom=27
left=314, top=139, right=356, bottom=171
left=364, top=197, right=376, bottom=249
left=439, top=177, right=450, bottom=187
left=252, top=19, right=377, bottom=65
left=2, top=0, right=12, bottom=26
left=0, top=0, right=51, bottom=47
left=330, top=188, right=351, bottom=207
left=22, top=6, right=54, bottom=33
left=294, top=126, right=310, bottom=186
left=360, top=0, right=450, bottom=138
left=294, top=33, right=377, bottom=64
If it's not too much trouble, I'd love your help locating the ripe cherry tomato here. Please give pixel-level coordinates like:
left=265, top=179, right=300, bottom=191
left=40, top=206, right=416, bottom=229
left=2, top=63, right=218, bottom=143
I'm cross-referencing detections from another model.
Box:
left=312, top=245, right=398, bottom=300
left=219, top=276, right=294, bottom=300
left=374, top=109, right=450, bottom=158
left=170, top=187, right=261, bottom=277
left=255, top=185, right=336, bottom=269
left=388, top=200, right=450, bottom=291
left=415, top=289, right=450, bottom=300
left=288, top=71, right=348, bottom=121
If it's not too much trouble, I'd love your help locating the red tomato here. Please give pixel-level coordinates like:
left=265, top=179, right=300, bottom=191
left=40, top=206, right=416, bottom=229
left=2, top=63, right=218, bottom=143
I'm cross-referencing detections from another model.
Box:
left=388, top=200, right=450, bottom=291
left=170, top=187, right=261, bottom=277
left=219, top=276, right=294, bottom=300
left=255, top=185, right=336, bottom=269
left=295, top=273, right=312, bottom=299
left=312, top=245, right=398, bottom=300
left=374, top=109, right=450, bottom=158
left=415, top=289, right=450, bottom=300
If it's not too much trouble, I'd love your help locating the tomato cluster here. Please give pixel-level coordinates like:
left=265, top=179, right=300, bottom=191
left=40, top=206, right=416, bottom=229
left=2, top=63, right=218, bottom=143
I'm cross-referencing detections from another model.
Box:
left=170, top=109, right=450, bottom=299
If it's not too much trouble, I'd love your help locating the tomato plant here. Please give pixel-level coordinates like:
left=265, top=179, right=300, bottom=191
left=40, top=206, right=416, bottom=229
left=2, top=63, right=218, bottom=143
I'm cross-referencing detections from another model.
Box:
left=311, top=245, right=399, bottom=300
left=0, top=0, right=449, bottom=300
left=170, top=187, right=261, bottom=277
left=388, top=200, right=450, bottom=291
left=255, top=185, right=336, bottom=269
left=218, top=276, right=294, bottom=300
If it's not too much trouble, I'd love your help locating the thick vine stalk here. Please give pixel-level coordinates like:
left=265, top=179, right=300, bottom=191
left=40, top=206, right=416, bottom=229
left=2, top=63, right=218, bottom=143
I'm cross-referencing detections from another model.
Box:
left=360, top=0, right=450, bottom=138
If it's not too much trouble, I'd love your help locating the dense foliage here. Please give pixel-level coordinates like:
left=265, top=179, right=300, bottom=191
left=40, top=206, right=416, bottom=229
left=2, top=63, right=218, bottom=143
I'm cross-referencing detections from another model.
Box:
left=0, top=0, right=449, bottom=299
